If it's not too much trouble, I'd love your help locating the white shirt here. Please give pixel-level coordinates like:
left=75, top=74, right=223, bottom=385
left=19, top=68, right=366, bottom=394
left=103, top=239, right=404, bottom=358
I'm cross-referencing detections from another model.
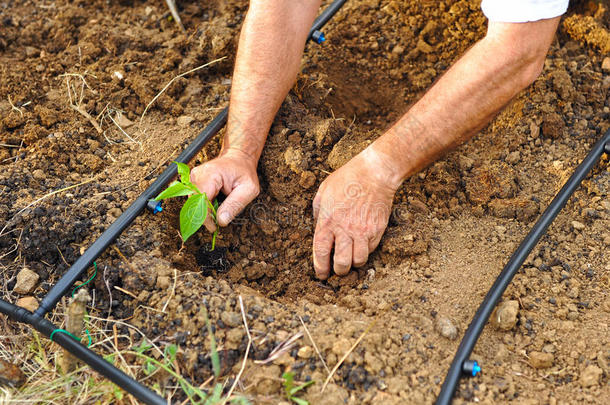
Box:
left=481, top=0, right=569, bottom=22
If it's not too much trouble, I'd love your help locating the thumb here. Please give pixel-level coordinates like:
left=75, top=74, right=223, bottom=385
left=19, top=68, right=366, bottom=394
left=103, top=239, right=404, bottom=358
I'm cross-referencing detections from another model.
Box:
left=216, top=183, right=259, bottom=227
left=191, top=166, right=223, bottom=202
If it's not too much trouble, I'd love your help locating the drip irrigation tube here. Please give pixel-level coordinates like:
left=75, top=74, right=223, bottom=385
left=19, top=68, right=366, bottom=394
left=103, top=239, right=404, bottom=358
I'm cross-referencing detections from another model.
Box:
left=0, top=299, right=166, bottom=405
left=436, top=128, right=610, bottom=405
left=35, top=0, right=349, bottom=319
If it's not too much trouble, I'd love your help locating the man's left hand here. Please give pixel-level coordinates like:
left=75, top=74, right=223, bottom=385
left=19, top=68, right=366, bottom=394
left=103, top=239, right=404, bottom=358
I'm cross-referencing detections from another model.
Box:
left=312, top=147, right=399, bottom=279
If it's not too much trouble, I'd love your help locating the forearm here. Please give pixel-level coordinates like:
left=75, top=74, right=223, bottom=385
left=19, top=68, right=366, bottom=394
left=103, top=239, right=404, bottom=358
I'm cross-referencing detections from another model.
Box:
left=370, top=18, right=560, bottom=189
left=221, top=0, right=322, bottom=162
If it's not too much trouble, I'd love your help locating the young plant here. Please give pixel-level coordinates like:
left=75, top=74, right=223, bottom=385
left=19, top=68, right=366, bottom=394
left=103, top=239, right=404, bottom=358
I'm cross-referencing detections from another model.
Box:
left=155, top=162, right=219, bottom=248
left=282, top=372, right=314, bottom=405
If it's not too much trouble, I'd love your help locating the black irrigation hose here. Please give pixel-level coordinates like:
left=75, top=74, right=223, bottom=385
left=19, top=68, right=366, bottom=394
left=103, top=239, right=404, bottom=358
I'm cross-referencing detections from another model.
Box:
left=436, top=128, right=610, bottom=405
left=0, top=299, right=167, bottom=405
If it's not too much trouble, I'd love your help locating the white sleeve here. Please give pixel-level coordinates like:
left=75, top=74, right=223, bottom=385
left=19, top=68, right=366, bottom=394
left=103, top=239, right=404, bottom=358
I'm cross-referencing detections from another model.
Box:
left=481, top=0, right=569, bottom=23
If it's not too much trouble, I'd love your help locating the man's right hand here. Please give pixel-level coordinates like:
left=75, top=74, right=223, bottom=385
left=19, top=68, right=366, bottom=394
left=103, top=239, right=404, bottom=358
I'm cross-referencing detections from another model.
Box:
left=190, top=150, right=260, bottom=232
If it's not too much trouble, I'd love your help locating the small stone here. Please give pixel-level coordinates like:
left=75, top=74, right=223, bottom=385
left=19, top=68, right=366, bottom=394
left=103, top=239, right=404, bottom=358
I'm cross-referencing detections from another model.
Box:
left=32, top=169, right=45, bottom=180
left=571, top=220, right=585, bottom=230
left=297, top=346, right=313, bottom=359
left=332, top=338, right=352, bottom=356
left=0, top=359, right=26, bottom=387
left=226, top=328, right=245, bottom=346
left=580, top=365, right=602, bottom=387
left=435, top=317, right=458, bottom=340
left=299, top=171, right=316, bottom=189
left=602, top=57, right=610, bottom=72
left=16, top=296, right=38, bottom=312
left=506, top=151, right=520, bottom=165
left=220, top=311, right=242, bottom=328
left=114, top=112, right=134, bottom=128
left=491, top=300, right=519, bottom=331
left=529, top=351, right=554, bottom=369
left=177, top=115, right=194, bottom=127
left=13, top=267, right=40, bottom=294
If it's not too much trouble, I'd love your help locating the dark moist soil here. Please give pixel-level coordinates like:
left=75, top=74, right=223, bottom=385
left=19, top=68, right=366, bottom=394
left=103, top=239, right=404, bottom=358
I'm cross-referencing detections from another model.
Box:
left=1, top=0, right=609, bottom=404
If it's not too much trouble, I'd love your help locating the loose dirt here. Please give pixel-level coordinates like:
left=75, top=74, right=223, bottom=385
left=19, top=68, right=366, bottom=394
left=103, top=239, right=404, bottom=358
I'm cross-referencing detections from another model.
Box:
left=1, top=0, right=608, bottom=404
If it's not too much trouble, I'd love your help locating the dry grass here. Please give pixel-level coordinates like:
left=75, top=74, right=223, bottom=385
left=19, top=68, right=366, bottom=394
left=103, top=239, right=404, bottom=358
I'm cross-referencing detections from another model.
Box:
left=0, top=294, right=253, bottom=404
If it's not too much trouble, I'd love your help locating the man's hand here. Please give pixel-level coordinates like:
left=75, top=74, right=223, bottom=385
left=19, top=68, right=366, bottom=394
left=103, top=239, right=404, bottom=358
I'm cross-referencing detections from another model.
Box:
left=190, top=150, right=259, bottom=231
left=312, top=148, right=400, bottom=280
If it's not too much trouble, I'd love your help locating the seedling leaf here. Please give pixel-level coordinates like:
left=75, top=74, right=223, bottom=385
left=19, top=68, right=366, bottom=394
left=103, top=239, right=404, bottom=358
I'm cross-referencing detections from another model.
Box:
left=155, top=181, right=194, bottom=200
left=180, top=194, right=208, bottom=241
left=175, top=161, right=191, bottom=184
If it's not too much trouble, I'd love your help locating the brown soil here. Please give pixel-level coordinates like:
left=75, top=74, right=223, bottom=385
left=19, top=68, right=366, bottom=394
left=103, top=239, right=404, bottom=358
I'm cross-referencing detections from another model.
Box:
left=1, top=0, right=609, bottom=404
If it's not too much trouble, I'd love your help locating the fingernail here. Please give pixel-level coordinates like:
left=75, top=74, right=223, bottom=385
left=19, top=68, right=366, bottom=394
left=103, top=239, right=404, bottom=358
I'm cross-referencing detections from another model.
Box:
left=219, top=212, right=231, bottom=225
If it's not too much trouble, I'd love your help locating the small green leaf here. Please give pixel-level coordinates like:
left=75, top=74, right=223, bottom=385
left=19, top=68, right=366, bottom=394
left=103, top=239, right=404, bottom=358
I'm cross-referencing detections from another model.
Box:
left=175, top=161, right=191, bottom=184
left=143, top=360, right=157, bottom=375
left=205, top=383, right=223, bottom=404
left=113, top=386, right=124, bottom=400
left=290, top=379, right=314, bottom=395
left=155, top=181, right=195, bottom=201
left=164, top=344, right=178, bottom=364
left=179, top=194, right=208, bottom=241
left=292, top=398, right=310, bottom=405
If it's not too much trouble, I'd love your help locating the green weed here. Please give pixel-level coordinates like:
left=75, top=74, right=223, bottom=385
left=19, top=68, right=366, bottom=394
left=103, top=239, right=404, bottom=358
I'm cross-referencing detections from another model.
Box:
left=282, top=372, right=314, bottom=405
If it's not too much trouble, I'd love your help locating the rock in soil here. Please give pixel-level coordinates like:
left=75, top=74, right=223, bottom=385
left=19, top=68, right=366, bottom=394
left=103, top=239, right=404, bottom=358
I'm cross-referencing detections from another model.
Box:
left=13, top=267, right=39, bottom=294
left=220, top=311, right=242, bottom=328
left=529, top=351, right=554, bottom=369
left=491, top=300, right=519, bottom=331
left=16, top=296, right=38, bottom=312
left=0, top=359, right=25, bottom=388
left=580, top=365, right=603, bottom=388
left=435, top=317, right=458, bottom=340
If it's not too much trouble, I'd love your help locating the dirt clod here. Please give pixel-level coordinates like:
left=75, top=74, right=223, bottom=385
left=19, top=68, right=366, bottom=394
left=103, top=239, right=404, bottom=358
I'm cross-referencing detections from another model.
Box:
left=580, top=365, right=603, bottom=388
left=529, top=351, right=554, bottom=369
left=0, top=359, right=25, bottom=388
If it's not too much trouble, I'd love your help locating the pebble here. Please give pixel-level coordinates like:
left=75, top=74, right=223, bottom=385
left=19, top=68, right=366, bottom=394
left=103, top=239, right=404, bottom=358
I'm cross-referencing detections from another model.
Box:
left=435, top=317, right=458, bottom=340
left=529, top=351, right=554, bottom=369
left=571, top=220, right=585, bottom=230
left=602, top=57, right=610, bottom=72
left=13, top=267, right=40, bottom=294
left=506, top=151, right=520, bottom=165
left=0, top=359, right=25, bottom=387
left=491, top=300, right=519, bottom=331
left=16, top=296, right=38, bottom=312
left=176, top=115, right=194, bottom=127
left=220, top=311, right=242, bottom=328
left=299, top=171, right=316, bottom=189
left=297, top=345, right=314, bottom=359
left=580, top=365, right=602, bottom=387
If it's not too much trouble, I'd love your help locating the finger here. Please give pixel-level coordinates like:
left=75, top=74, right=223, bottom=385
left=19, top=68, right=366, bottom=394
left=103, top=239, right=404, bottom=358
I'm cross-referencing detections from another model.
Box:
left=312, top=191, right=321, bottom=222
left=353, top=238, right=369, bottom=268
left=191, top=166, right=223, bottom=201
left=313, top=227, right=334, bottom=280
left=368, top=232, right=383, bottom=253
left=333, top=232, right=353, bottom=276
left=216, top=183, right=259, bottom=226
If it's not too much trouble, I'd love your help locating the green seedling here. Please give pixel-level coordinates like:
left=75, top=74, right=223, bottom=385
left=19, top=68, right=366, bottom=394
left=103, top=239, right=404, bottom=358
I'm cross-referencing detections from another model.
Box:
left=155, top=161, right=219, bottom=247
left=282, top=372, right=314, bottom=405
